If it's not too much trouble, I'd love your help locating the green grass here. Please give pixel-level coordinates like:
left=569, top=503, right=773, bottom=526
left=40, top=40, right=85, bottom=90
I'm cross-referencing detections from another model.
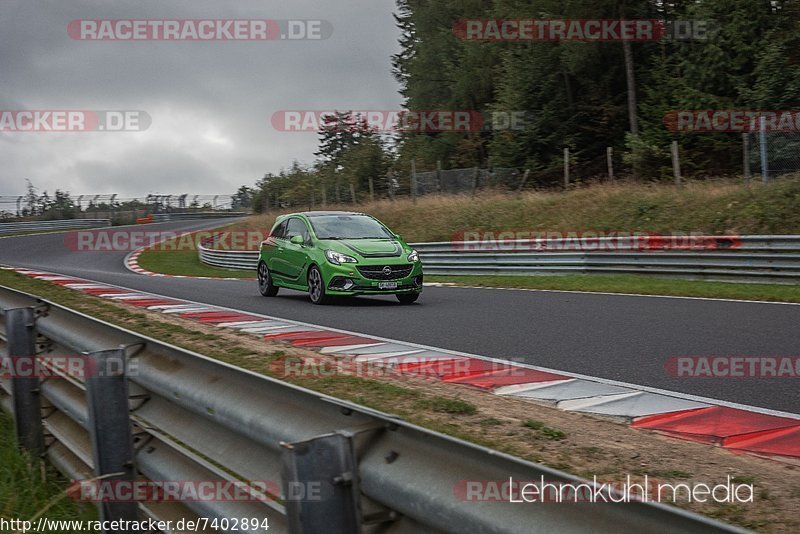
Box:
left=522, top=420, right=566, bottom=440
left=136, top=248, right=254, bottom=278
left=0, top=411, right=96, bottom=525
left=427, top=274, right=800, bottom=303
left=242, top=176, right=800, bottom=242
left=415, top=396, right=478, bottom=415
left=522, top=419, right=545, bottom=430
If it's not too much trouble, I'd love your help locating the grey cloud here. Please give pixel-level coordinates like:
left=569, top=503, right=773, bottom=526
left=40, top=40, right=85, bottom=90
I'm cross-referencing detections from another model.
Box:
left=0, top=0, right=402, bottom=196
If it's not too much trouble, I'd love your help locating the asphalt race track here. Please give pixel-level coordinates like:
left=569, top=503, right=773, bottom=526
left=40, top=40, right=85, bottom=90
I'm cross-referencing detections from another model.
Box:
left=1, top=219, right=797, bottom=413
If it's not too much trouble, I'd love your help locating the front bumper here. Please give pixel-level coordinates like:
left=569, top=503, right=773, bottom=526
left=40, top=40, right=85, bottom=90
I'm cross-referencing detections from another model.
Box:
left=323, top=261, right=423, bottom=295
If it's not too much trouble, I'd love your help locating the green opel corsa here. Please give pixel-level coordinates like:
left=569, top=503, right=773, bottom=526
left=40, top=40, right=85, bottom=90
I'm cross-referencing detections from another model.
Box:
left=257, top=211, right=423, bottom=305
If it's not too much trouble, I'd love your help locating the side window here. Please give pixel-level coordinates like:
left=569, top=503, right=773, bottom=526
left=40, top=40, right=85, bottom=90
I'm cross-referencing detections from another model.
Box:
left=285, top=218, right=310, bottom=243
left=271, top=220, right=288, bottom=239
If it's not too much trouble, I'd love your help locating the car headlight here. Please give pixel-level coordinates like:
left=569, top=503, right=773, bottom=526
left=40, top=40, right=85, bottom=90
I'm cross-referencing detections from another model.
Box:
left=325, top=249, right=358, bottom=265
left=407, top=250, right=420, bottom=262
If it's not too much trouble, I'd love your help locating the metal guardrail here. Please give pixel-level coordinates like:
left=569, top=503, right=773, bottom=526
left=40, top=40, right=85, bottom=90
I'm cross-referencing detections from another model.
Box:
left=0, top=218, right=111, bottom=235
left=414, top=235, right=800, bottom=283
left=198, top=234, right=800, bottom=283
left=152, top=212, right=247, bottom=222
left=198, top=234, right=260, bottom=270
left=0, top=286, right=740, bottom=533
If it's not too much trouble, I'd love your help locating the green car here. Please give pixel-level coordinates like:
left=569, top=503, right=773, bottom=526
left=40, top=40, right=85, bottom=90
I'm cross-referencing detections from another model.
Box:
left=257, top=211, right=423, bottom=305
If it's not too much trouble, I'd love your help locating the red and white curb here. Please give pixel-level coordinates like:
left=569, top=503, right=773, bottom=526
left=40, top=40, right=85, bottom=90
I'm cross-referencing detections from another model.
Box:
left=6, top=266, right=800, bottom=463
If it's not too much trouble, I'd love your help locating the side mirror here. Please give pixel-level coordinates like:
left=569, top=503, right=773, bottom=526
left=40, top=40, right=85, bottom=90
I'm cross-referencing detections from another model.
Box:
left=290, top=235, right=305, bottom=245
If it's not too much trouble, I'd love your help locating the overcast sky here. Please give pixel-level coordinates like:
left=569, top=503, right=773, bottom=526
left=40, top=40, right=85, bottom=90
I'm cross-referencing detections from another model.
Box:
left=0, top=0, right=403, bottom=197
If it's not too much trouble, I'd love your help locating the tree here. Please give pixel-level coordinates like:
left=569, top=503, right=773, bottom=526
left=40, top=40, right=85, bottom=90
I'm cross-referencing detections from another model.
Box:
left=231, top=186, right=253, bottom=210
left=44, top=190, right=76, bottom=219
left=314, top=111, right=361, bottom=165
left=23, top=179, right=38, bottom=216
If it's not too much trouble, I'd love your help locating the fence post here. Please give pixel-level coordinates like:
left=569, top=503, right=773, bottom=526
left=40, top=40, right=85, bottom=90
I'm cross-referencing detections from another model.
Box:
left=671, top=141, right=682, bottom=186
left=321, top=183, right=327, bottom=207
left=368, top=177, right=374, bottom=202
left=742, top=133, right=751, bottom=184
left=410, top=160, right=417, bottom=204
left=471, top=166, right=479, bottom=195
left=387, top=170, right=395, bottom=202
left=349, top=183, right=357, bottom=205
left=4, top=307, right=44, bottom=455
left=282, top=433, right=362, bottom=534
left=516, top=169, right=530, bottom=193
left=759, top=116, right=769, bottom=183
left=606, top=147, right=614, bottom=181
left=563, top=148, right=570, bottom=188
left=436, top=160, right=442, bottom=192
left=84, top=348, right=138, bottom=527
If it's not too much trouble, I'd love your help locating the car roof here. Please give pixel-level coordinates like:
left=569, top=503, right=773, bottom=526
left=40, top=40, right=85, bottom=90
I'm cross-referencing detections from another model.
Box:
left=302, top=211, right=365, bottom=217
left=278, top=211, right=365, bottom=219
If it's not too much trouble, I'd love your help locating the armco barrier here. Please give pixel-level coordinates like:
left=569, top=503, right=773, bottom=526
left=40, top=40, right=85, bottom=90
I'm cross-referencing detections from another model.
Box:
left=198, top=233, right=261, bottom=270
left=152, top=212, right=247, bottom=222
left=0, top=218, right=111, bottom=235
left=414, top=235, right=800, bottom=283
left=198, top=234, right=800, bottom=283
left=0, top=285, right=740, bottom=533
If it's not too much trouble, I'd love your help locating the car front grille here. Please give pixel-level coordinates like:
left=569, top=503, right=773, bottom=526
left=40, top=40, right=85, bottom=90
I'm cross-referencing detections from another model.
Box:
left=357, top=264, right=414, bottom=280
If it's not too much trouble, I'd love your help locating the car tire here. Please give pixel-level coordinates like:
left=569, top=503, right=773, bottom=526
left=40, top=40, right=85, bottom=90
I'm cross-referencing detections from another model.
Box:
left=396, top=293, right=419, bottom=304
left=257, top=262, right=279, bottom=297
left=307, top=265, right=330, bottom=305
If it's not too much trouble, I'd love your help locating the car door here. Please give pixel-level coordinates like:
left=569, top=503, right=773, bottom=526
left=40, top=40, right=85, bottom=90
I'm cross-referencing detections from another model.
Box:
left=280, top=217, right=311, bottom=281
left=264, top=219, right=292, bottom=279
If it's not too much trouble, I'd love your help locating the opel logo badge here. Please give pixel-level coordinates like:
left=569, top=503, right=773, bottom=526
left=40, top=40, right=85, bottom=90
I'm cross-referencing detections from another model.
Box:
left=383, top=266, right=392, bottom=276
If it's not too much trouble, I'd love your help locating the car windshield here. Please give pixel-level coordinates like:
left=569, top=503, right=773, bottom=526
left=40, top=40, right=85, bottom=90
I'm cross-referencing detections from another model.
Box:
left=310, top=215, right=393, bottom=240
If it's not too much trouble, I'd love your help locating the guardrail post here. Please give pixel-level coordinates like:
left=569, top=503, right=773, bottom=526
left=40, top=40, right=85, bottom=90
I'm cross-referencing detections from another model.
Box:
left=516, top=169, right=530, bottom=193
left=282, top=433, right=362, bottom=534
left=4, top=307, right=44, bottom=455
left=84, top=348, right=138, bottom=528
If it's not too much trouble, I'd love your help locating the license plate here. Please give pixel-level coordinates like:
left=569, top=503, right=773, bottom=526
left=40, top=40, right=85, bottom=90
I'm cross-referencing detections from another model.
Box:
left=378, top=282, right=398, bottom=290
